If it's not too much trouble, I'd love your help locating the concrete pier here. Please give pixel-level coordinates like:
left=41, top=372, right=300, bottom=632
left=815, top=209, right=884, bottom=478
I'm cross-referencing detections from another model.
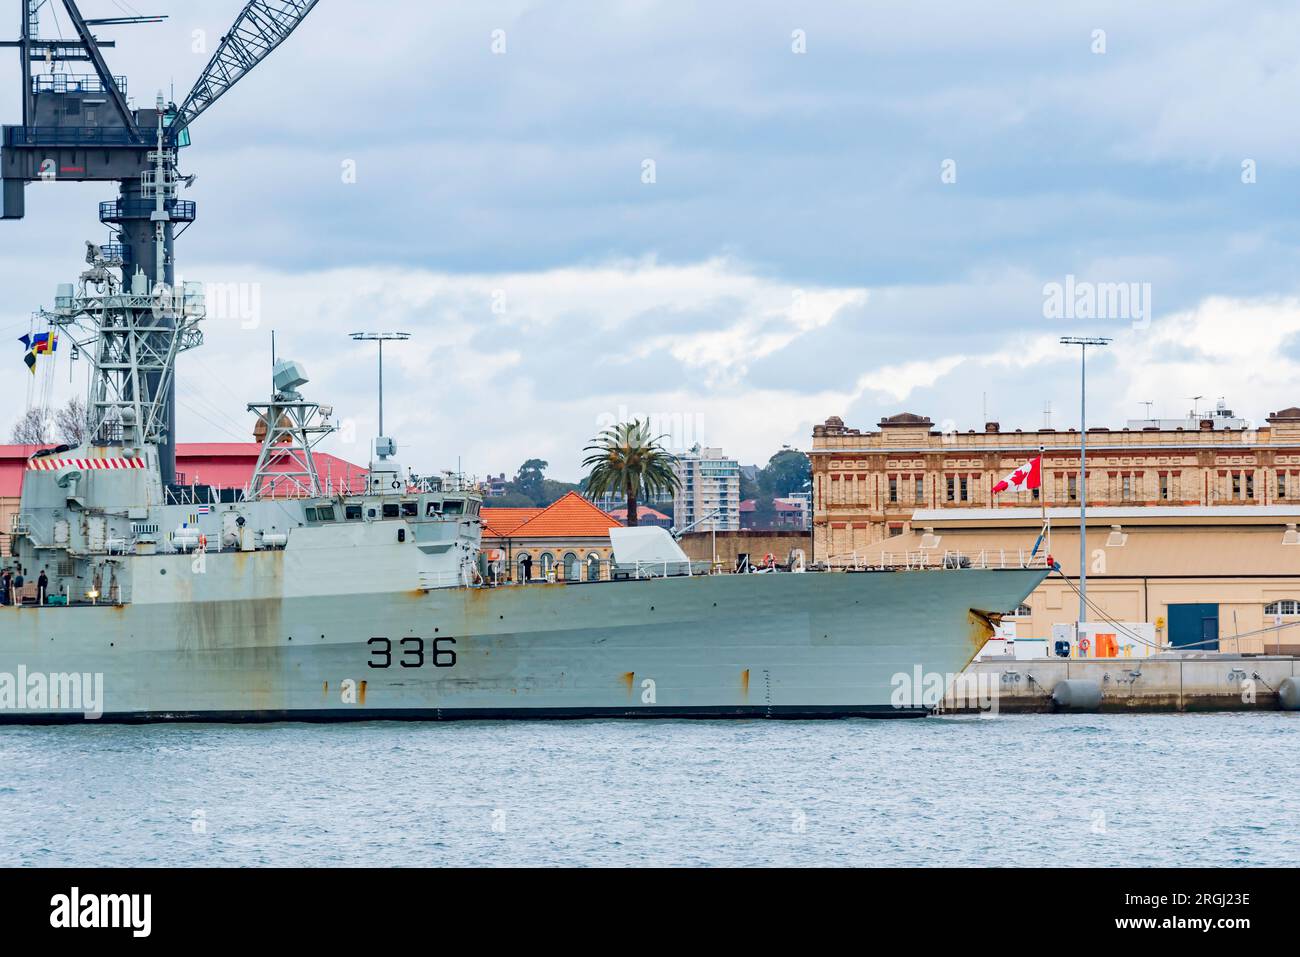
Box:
left=946, top=654, right=1299, bottom=713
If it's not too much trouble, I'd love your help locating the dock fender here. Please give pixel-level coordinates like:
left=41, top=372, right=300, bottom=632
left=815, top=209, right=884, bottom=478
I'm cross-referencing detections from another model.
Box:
left=1051, top=678, right=1103, bottom=713
left=1280, top=676, right=1300, bottom=711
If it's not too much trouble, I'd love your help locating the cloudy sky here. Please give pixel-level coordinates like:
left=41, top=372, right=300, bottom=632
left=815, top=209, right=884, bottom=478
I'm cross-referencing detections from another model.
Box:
left=4, top=1, right=1300, bottom=480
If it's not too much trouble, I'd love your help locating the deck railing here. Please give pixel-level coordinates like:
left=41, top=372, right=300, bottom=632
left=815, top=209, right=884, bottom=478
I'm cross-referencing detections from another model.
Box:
left=823, top=548, right=1050, bottom=571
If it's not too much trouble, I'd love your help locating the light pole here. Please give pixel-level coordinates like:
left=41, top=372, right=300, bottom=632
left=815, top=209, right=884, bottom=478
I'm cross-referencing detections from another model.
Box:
left=1060, top=336, right=1111, bottom=631
left=349, top=332, right=410, bottom=437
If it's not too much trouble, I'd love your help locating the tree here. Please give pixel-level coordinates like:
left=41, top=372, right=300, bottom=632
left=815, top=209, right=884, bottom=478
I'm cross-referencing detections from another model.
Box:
left=513, top=459, right=548, bottom=502
left=740, top=448, right=811, bottom=529
left=763, top=448, right=811, bottom=497
left=54, top=396, right=88, bottom=446
left=9, top=407, right=51, bottom=445
left=582, top=420, right=680, bottom=526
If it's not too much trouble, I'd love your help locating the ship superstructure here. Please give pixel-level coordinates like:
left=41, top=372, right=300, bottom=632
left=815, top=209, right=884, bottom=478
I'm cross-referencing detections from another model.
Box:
left=0, top=3, right=1049, bottom=722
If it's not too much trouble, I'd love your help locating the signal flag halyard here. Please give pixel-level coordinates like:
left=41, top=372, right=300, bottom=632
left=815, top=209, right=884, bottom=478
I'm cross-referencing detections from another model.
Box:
left=18, top=331, right=57, bottom=374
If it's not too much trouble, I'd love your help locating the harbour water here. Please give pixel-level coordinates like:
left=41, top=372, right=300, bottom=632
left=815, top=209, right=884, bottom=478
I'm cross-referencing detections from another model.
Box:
left=1, top=713, right=1295, bottom=867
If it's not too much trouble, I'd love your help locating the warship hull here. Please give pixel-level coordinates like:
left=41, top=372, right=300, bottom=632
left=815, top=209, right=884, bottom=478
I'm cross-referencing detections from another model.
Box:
left=0, top=561, right=1047, bottom=722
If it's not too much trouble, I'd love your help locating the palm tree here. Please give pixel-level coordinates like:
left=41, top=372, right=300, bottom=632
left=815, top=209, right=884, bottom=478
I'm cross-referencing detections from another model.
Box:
left=582, top=420, right=680, bottom=527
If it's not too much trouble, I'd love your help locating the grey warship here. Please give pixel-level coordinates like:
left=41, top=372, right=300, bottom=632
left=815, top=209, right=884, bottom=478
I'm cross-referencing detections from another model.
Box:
left=0, top=2, right=1048, bottom=722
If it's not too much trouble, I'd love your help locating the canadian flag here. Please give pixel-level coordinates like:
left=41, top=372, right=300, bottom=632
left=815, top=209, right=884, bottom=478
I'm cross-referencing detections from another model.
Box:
left=992, top=456, right=1041, bottom=495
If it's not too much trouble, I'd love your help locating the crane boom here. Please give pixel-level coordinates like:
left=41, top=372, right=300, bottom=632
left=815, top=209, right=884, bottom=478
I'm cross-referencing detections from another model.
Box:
left=170, top=0, right=320, bottom=140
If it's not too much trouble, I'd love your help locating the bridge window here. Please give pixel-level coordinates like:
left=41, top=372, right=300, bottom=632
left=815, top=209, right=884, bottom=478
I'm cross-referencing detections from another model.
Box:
left=316, top=506, right=336, bottom=522
left=401, top=502, right=417, bottom=517
left=382, top=503, right=400, bottom=518
left=345, top=504, right=362, bottom=520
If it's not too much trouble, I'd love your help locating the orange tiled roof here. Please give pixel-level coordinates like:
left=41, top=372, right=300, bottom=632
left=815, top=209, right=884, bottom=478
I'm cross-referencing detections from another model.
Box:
left=480, top=507, right=543, bottom=537
left=485, top=491, right=619, bottom=540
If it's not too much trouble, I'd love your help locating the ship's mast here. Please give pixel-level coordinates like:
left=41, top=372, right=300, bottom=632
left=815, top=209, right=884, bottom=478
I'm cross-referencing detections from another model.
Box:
left=245, top=360, right=335, bottom=500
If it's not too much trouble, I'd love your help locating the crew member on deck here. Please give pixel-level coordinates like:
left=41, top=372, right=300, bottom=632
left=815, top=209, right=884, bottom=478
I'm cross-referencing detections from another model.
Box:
left=520, top=554, right=533, bottom=583
left=37, top=569, right=49, bottom=605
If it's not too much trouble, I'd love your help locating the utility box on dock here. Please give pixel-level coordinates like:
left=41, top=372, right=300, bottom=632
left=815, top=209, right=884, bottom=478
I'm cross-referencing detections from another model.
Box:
left=1052, top=622, right=1157, bottom=658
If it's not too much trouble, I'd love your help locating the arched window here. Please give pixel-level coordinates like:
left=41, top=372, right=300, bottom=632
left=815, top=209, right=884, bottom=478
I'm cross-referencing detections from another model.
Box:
left=1265, top=599, right=1300, bottom=616
left=516, top=552, right=532, bottom=581
left=586, top=552, right=601, bottom=581
left=563, top=551, right=579, bottom=581
left=540, top=552, right=555, bottom=577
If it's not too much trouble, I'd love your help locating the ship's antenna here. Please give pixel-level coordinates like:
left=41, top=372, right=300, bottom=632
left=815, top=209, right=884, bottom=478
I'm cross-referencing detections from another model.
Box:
left=349, top=331, right=411, bottom=439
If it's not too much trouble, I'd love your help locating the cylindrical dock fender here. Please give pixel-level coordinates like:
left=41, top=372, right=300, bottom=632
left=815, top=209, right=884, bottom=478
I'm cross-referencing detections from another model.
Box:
left=1280, top=676, right=1300, bottom=711
left=1051, top=678, right=1103, bottom=712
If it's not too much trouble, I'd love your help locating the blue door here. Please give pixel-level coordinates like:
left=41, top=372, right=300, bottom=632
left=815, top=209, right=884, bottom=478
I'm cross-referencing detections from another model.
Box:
left=1167, top=603, right=1219, bottom=651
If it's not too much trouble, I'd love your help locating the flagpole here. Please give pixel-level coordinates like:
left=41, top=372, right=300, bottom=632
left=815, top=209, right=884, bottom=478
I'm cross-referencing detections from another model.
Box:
left=1061, top=336, right=1111, bottom=633
left=1040, top=444, right=1048, bottom=559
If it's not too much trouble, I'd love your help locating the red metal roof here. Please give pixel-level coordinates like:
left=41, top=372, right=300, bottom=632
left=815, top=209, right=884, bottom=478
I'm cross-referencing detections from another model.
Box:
left=0, top=442, right=367, bottom=498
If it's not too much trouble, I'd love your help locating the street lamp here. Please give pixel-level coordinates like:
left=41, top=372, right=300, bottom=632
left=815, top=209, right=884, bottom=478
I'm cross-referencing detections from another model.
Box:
left=1060, top=336, right=1111, bottom=631
left=349, top=332, right=410, bottom=437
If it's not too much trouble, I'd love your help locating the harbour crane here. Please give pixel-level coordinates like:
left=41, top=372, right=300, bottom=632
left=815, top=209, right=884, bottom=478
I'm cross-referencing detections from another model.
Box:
left=1, top=0, right=321, bottom=485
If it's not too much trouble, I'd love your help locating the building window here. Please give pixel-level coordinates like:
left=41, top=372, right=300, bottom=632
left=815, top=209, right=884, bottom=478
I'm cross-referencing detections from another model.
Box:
left=1232, top=472, right=1241, bottom=497
left=1264, top=600, right=1300, bottom=616
left=1279, top=473, right=1287, bottom=500
left=1068, top=475, right=1077, bottom=501
left=1246, top=472, right=1255, bottom=499
left=946, top=476, right=955, bottom=502
left=915, top=476, right=924, bottom=503
left=959, top=477, right=969, bottom=502
left=587, top=553, right=601, bottom=581
left=889, top=476, right=898, bottom=503
left=1159, top=474, right=1169, bottom=501
left=888, top=524, right=903, bottom=537
left=1009, top=603, right=1031, bottom=617
left=1121, top=475, right=1132, bottom=502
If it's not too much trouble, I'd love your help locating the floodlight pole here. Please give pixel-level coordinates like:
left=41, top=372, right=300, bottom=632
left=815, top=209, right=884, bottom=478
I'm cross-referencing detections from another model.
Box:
left=350, top=332, right=410, bottom=437
left=1060, top=336, right=1111, bottom=632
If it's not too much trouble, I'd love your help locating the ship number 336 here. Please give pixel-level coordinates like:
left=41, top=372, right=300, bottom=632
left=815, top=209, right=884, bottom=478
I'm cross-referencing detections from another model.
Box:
left=367, top=636, right=457, bottom=669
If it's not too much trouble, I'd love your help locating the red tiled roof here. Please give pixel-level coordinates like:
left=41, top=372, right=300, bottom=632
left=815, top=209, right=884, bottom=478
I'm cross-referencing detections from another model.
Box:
left=608, top=506, right=670, bottom=521
left=484, top=492, right=619, bottom=540
left=480, top=507, right=543, bottom=537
